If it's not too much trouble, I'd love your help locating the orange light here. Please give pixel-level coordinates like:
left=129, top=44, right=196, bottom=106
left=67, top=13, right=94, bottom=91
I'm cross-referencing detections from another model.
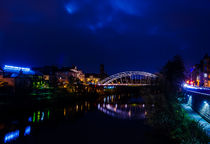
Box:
left=196, top=80, right=200, bottom=86
left=186, top=80, right=189, bottom=84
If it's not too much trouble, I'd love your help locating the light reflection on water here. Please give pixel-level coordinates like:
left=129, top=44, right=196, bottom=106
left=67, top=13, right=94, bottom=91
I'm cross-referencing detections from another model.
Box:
left=0, top=95, right=150, bottom=143
left=98, top=95, right=149, bottom=119
left=98, top=104, right=146, bottom=119
left=0, top=101, right=92, bottom=144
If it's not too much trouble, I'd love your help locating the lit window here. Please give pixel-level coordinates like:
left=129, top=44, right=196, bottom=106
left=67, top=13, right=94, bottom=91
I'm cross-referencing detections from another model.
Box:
left=204, top=73, right=207, bottom=78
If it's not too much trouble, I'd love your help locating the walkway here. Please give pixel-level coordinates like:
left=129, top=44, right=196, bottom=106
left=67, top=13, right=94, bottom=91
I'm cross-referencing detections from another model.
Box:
left=181, top=104, right=210, bottom=137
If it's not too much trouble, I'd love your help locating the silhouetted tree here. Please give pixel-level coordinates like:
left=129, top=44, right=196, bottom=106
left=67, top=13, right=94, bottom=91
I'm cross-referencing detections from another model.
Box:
left=161, top=55, right=185, bottom=94
left=68, top=76, right=84, bottom=93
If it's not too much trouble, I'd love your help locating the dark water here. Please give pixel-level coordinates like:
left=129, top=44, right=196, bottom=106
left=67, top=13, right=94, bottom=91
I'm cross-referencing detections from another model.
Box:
left=0, top=95, right=168, bottom=144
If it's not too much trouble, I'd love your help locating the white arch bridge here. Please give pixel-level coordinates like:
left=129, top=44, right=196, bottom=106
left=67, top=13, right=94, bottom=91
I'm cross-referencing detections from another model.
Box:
left=98, top=71, right=158, bottom=86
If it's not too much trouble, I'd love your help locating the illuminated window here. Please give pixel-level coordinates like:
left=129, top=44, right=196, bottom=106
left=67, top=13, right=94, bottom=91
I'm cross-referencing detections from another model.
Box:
left=204, top=73, right=207, bottom=78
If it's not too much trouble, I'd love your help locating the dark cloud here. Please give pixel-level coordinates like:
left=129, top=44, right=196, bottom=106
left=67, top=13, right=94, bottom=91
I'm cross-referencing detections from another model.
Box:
left=0, top=0, right=210, bottom=73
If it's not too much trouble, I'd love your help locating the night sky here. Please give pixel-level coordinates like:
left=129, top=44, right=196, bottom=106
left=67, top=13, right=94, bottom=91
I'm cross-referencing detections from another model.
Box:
left=0, top=0, right=210, bottom=74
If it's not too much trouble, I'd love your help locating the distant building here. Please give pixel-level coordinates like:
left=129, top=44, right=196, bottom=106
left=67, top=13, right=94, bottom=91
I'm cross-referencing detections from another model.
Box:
left=33, top=66, right=59, bottom=87
left=33, top=65, right=85, bottom=88
left=56, top=66, right=85, bottom=88
left=100, top=64, right=108, bottom=79
left=0, top=67, right=12, bottom=87
left=0, top=65, right=41, bottom=92
left=69, top=66, right=85, bottom=82
left=0, top=65, right=33, bottom=87
left=85, top=64, right=108, bottom=84
left=191, top=54, right=210, bottom=87
left=85, top=73, right=101, bottom=84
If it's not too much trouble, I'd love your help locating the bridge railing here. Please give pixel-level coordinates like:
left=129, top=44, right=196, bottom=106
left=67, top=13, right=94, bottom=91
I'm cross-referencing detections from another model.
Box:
left=98, top=71, right=158, bottom=86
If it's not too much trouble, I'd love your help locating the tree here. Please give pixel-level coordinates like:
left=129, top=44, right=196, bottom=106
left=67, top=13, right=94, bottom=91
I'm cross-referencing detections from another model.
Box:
left=161, top=55, right=185, bottom=93
left=68, top=76, right=84, bottom=93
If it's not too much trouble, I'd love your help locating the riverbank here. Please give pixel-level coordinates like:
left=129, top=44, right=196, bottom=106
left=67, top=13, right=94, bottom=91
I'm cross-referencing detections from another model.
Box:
left=181, top=104, right=210, bottom=137
left=146, top=92, right=209, bottom=144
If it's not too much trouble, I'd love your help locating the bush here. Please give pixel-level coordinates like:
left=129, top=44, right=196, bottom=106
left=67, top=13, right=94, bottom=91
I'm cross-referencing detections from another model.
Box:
left=146, top=93, right=209, bottom=144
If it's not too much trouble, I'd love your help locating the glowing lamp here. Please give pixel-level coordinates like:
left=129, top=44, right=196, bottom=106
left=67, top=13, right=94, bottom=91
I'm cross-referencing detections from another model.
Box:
left=204, top=101, right=208, bottom=105
left=204, top=73, right=207, bottom=78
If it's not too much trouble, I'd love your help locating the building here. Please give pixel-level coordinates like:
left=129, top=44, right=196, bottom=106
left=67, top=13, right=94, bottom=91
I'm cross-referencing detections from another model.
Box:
left=33, top=66, right=59, bottom=88
left=191, top=54, right=210, bottom=87
left=69, top=66, right=85, bottom=82
left=85, top=73, right=101, bottom=84
left=56, top=66, right=85, bottom=88
left=0, top=65, right=35, bottom=87
left=0, top=65, right=45, bottom=95
left=0, top=67, right=11, bottom=87
left=202, top=54, right=210, bottom=87
left=85, top=64, right=108, bottom=84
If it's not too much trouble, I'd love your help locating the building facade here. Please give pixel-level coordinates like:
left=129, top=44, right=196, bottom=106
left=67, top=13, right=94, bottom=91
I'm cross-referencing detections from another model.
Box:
left=56, top=66, right=85, bottom=88
left=191, top=54, right=210, bottom=87
left=85, top=64, right=108, bottom=84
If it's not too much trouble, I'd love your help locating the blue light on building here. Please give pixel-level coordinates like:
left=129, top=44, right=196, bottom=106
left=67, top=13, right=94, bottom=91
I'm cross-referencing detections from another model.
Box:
left=4, top=65, right=30, bottom=72
left=24, top=126, right=31, bottom=136
left=4, top=130, right=20, bottom=143
left=3, top=65, right=35, bottom=75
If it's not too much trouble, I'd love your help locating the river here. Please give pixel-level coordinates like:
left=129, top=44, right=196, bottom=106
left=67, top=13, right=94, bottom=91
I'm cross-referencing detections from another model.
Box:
left=0, top=94, right=169, bottom=144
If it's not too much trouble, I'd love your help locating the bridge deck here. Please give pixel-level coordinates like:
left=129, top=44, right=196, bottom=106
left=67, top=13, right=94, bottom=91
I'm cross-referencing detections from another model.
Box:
left=183, top=85, right=210, bottom=96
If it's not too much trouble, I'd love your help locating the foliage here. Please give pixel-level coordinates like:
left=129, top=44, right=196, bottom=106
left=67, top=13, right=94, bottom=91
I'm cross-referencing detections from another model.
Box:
left=147, top=55, right=208, bottom=143
left=161, top=55, right=185, bottom=93
left=147, top=93, right=209, bottom=144
left=33, top=81, right=49, bottom=89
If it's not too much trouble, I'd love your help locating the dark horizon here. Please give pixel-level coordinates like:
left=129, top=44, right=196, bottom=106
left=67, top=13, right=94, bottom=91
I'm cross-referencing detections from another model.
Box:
left=1, top=53, right=209, bottom=75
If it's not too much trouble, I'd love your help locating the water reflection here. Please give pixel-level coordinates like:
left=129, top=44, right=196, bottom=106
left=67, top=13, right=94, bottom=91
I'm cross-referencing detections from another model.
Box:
left=0, top=94, right=151, bottom=143
left=0, top=101, right=92, bottom=143
left=98, top=104, right=146, bottom=119
left=98, top=95, right=147, bottom=119
left=24, top=126, right=31, bottom=136
left=4, top=130, right=19, bottom=143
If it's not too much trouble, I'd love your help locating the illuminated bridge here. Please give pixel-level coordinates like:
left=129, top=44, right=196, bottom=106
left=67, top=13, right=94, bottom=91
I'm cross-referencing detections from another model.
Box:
left=183, top=84, right=210, bottom=122
left=98, top=71, right=158, bottom=86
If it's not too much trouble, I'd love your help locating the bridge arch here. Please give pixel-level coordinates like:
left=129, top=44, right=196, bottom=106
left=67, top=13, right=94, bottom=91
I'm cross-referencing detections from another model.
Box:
left=98, top=71, right=158, bottom=86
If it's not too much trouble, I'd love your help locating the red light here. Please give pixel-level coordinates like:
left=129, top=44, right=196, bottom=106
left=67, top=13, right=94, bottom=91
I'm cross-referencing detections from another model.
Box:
left=190, top=81, right=194, bottom=85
